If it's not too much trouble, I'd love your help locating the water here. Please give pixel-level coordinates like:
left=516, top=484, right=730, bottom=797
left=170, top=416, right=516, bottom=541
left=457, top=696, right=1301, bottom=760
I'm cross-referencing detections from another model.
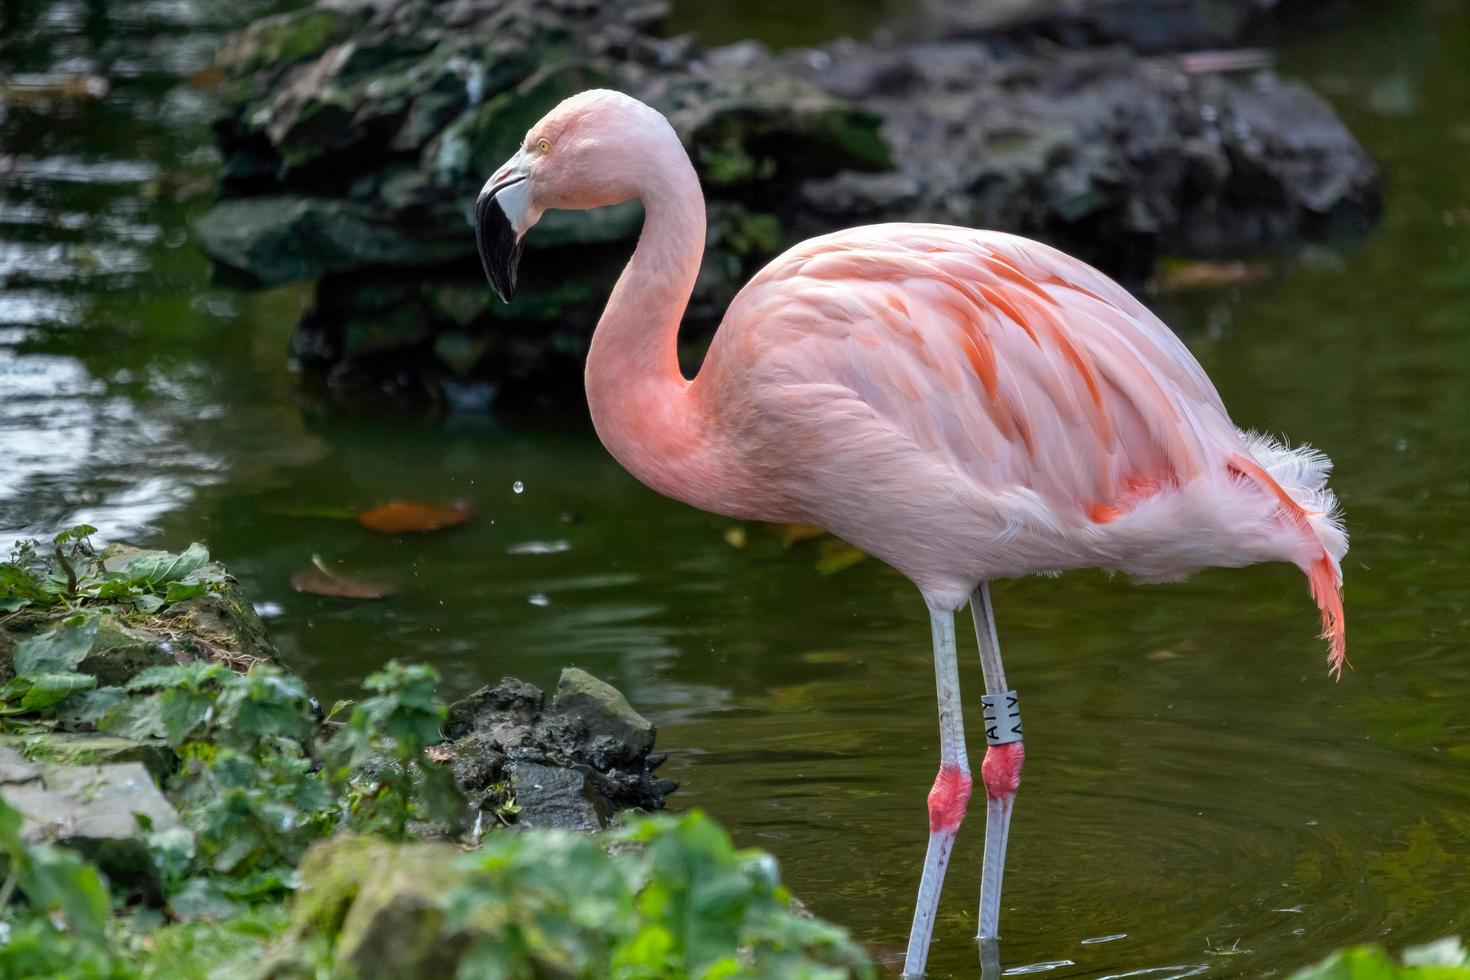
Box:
left=3, top=1, right=1469, bottom=976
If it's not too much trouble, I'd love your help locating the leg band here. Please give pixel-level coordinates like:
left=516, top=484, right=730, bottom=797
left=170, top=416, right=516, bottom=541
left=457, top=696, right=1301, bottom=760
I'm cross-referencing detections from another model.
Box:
left=980, top=690, right=1022, bottom=745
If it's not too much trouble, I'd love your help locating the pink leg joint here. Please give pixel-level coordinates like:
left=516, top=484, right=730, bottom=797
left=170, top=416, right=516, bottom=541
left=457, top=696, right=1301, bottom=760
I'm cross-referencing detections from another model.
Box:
left=981, top=741, right=1025, bottom=800
left=927, top=763, right=973, bottom=833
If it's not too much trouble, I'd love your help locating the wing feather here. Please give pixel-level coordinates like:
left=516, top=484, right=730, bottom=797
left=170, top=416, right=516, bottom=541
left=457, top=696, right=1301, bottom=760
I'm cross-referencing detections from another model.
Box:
left=722, top=224, right=1238, bottom=516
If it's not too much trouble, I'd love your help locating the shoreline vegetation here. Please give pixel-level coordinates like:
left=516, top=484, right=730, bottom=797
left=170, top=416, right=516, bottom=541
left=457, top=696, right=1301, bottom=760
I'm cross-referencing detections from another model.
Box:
left=0, top=527, right=871, bottom=977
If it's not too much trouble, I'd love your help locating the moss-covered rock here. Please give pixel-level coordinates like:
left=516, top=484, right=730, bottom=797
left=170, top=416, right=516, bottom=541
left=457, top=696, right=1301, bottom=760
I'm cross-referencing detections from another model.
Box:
left=194, top=196, right=465, bottom=288
left=5, top=732, right=174, bottom=782
left=258, top=835, right=474, bottom=980
left=198, top=0, right=1379, bottom=407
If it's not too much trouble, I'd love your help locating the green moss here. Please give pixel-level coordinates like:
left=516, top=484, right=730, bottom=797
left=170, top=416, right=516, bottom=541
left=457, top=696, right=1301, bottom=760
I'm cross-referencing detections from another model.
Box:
left=11, top=732, right=174, bottom=782
left=222, top=9, right=352, bottom=78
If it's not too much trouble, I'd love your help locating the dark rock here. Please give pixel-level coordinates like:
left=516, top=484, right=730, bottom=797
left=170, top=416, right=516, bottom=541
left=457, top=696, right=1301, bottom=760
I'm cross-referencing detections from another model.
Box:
left=439, top=670, right=673, bottom=831
left=509, top=762, right=604, bottom=831
left=776, top=41, right=1379, bottom=276
left=199, top=0, right=1379, bottom=404
left=194, top=196, right=466, bottom=288
left=551, top=667, right=655, bottom=763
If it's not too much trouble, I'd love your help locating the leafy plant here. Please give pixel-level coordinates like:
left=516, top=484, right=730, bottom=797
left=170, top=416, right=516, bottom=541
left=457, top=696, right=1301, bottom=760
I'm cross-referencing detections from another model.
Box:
left=0, top=527, right=222, bottom=615
left=444, top=810, right=875, bottom=980
left=1291, top=939, right=1470, bottom=979
left=0, top=796, right=130, bottom=979
left=324, top=660, right=461, bottom=837
left=1, top=613, right=101, bottom=715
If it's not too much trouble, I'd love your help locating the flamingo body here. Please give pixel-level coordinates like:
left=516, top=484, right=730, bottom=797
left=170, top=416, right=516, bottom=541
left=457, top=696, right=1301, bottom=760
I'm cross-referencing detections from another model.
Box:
left=682, top=224, right=1346, bottom=658
left=473, top=89, right=1349, bottom=972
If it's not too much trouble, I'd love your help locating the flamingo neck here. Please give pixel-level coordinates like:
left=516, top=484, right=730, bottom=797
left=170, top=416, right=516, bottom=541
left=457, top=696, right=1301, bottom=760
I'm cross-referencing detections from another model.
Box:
left=584, top=140, right=732, bottom=512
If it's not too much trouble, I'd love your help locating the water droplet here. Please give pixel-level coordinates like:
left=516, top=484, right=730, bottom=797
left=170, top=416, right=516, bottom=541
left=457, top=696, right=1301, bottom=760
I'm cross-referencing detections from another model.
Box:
left=528, top=593, right=550, bottom=607
left=512, top=481, right=524, bottom=494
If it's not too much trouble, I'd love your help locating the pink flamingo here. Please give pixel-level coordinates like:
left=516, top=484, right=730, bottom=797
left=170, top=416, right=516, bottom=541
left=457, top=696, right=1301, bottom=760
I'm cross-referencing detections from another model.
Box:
left=475, top=91, right=1347, bottom=976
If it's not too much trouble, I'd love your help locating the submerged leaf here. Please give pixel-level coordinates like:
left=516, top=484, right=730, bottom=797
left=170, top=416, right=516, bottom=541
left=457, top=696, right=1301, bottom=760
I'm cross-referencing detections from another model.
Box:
left=290, top=555, right=394, bottom=600
left=357, top=500, right=472, bottom=534
left=1151, top=259, right=1272, bottom=292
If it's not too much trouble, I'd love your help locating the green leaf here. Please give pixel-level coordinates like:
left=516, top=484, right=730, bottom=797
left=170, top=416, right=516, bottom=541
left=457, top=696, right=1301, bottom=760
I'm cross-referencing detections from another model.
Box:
left=0, top=562, right=51, bottom=603
left=127, top=662, right=223, bottom=692
left=167, top=877, right=243, bottom=922
left=13, top=615, right=99, bottom=677
left=134, top=593, right=165, bottom=613
left=99, top=692, right=167, bottom=740
left=53, top=524, right=98, bottom=544
left=121, top=542, right=210, bottom=588
left=161, top=688, right=215, bottom=747
left=0, top=596, right=29, bottom=612
left=19, top=671, right=98, bottom=711
left=1289, top=944, right=1470, bottom=978
left=164, top=579, right=210, bottom=603
left=53, top=686, right=127, bottom=726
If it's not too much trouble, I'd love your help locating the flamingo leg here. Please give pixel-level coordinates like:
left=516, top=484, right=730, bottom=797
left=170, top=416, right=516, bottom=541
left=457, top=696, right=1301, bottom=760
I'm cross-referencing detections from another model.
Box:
left=902, top=609, right=972, bottom=979
left=972, top=582, right=1025, bottom=942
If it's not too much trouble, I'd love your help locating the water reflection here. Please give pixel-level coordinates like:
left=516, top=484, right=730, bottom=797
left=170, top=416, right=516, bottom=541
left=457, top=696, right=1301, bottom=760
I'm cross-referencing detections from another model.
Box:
left=2, top=0, right=1469, bottom=977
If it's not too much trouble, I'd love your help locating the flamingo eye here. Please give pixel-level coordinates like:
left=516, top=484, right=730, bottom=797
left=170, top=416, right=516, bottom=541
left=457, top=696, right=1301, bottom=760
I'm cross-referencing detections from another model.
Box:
left=536, top=138, right=552, bottom=155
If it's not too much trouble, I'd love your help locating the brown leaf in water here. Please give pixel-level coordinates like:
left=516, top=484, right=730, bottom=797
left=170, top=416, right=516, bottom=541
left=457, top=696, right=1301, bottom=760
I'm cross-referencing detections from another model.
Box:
left=290, top=556, right=394, bottom=599
left=358, top=500, right=473, bottom=533
left=1151, top=260, right=1272, bottom=293
left=187, top=66, right=224, bottom=89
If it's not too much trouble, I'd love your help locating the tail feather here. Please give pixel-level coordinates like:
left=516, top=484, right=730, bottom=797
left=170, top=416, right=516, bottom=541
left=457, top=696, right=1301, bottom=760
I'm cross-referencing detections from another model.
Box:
left=1230, top=435, right=1349, bottom=679
left=1307, top=555, right=1348, bottom=679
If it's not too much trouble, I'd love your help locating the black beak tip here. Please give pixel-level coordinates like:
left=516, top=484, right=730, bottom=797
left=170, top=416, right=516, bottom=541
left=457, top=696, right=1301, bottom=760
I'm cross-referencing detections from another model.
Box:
left=474, top=190, right=523, bottom=304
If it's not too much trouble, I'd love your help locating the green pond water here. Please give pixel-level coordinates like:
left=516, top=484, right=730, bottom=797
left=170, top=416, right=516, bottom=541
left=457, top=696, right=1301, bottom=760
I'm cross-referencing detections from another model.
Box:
left=2, top=1, right=1469, bottom=976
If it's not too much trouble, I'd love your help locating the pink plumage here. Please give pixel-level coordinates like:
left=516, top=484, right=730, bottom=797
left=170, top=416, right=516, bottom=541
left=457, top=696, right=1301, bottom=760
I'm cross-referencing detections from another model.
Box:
left=702, top=224, right=1348, bottom=671
left=474, top=89, right=1349, bottom=969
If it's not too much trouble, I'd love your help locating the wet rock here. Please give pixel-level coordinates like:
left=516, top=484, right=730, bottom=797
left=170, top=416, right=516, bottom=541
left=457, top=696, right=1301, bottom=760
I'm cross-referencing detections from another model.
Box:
left=1, top=544, right=278, bottom=703
left=775, top=40, right=1379, bottom=276
left=509, top=762, right=603, bottom=831
left=0, top=748, right=184, bottom=902
left=552, top=667, right=655, bottom=764
left=200, top=0, right=1379, bottom=404
left=438, top=670, right=674, bottom=831
left=194, top=196, right=465, bottom=288
left=893, top=0, right=1283, bottom=53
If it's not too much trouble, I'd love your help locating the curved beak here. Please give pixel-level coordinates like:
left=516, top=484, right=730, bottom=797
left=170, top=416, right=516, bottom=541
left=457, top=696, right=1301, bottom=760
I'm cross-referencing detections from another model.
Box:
left=475, top=149, right=541, bottom=302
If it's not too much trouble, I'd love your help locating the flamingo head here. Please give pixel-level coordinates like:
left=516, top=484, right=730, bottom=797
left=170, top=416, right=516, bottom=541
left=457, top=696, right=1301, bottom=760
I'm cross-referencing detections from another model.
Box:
left=475, top=89, right=672, bottom=301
